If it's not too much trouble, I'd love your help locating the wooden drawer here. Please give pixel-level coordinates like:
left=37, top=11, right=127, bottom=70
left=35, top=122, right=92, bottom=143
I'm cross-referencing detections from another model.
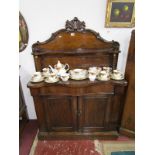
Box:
left=39, top=83, right=114, bottom=96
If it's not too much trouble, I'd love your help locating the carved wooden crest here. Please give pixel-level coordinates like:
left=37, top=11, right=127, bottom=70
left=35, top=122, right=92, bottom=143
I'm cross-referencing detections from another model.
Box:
left=65, top=17, right=85, bottom=32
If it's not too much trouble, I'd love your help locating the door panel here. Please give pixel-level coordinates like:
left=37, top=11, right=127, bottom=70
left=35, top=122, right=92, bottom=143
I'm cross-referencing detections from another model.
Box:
left=42, top=96, right=77, bottom=132
left=78, top=94, right=113, bottom=132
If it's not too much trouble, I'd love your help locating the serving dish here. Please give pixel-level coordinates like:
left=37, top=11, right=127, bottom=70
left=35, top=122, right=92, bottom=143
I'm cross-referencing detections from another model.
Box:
left=69, top=69, right=88, bottom=80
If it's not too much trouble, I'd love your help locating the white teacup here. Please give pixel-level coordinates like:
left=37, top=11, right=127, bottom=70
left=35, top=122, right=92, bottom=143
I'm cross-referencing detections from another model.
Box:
left=42, top=68, right=50, bottom=72
left=98, top=70, right=110, bottom=80
left=112, top=70, right=123, bottom=79
left=88, top=67, right=101, bottom=75
left=32, top=72, right=42, bottom=81
left=33, top=71, right=42, bottom=76
left=60, top=73, right=70, bottom=81
left=46, top=73, right=58, bottom=82
left=42, top=68, right=50, bottom=77
left=103, top=67, right=112, bottom=73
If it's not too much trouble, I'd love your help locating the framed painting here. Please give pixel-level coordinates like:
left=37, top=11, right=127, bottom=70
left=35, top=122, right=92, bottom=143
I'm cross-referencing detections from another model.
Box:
left=105, top=0, right=135, bottom=28
left=19, top=12, right=29, bottom=52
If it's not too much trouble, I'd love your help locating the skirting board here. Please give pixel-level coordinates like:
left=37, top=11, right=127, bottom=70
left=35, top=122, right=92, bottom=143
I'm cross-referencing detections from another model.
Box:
left=38, top=131, right=119, bottom=140
left=119, top=127, right=135, bottom=138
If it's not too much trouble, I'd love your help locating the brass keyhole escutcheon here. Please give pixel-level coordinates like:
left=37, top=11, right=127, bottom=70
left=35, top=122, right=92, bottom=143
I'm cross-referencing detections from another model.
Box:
left=77, top=110, right=82, bottom=116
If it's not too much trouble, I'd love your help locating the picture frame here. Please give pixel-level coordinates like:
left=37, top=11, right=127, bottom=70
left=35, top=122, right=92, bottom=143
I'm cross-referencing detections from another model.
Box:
left=19, top=12, right=29, bottom=52
left=105, top=0, right=135, bottom=28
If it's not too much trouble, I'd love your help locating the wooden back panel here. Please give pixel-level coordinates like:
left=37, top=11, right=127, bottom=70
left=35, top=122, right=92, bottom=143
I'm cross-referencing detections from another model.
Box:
left=32, top=17, right=120, bottom=71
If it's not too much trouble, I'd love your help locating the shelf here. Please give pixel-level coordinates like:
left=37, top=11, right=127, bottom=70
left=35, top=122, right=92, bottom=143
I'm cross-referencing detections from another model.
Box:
left=27, top=79, right=127, bottom=88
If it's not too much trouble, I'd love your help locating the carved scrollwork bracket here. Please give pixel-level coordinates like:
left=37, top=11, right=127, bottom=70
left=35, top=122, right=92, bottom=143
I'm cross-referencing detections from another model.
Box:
left=65, top=17, right=86, bottom=32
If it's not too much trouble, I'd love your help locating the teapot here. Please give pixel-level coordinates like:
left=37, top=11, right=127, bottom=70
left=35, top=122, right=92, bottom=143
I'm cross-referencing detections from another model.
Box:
left=49, top=60, right=69, bottom=76
left=54, top=60, right=69, bottom=71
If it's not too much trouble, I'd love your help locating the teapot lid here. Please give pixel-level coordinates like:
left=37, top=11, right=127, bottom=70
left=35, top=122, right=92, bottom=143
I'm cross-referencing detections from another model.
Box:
left=56, top=60, right=63, bottom=68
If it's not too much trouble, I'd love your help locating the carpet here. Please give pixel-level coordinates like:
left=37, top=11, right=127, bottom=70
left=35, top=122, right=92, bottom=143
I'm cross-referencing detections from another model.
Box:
left=29, top=134, right=134, bottom=155
left=101, top=141, right=135, bottom=155
left=29, top=135, right=102, bottom=155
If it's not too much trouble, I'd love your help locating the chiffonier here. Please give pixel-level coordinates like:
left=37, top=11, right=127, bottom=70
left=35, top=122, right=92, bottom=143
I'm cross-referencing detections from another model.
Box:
left=27, top=17, right=127, bottom=140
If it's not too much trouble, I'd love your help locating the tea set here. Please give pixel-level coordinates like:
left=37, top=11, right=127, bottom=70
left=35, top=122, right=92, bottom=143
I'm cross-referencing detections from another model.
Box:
left=30, top=60, right=124, bottom=83
left=49, top=60, right=69, bottom=77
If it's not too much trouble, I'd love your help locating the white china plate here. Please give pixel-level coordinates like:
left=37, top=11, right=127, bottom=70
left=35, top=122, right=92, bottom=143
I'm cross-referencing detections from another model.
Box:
left=30, top=77, right=44, bottom=83
left=44, top=78, right=59, bottom=83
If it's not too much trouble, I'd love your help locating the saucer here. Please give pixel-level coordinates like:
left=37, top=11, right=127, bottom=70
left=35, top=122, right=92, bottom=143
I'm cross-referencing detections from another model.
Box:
left=44, top=78, right=59, bottom=83
left=30, top=77, right=44, bottom=83
left=111, top=74, right=124, bottom=80
left=70, top=75, right=87, bottom=80
left=70, top=77, right=87, bottom=80
left=97, top=76, right=110, bottom=81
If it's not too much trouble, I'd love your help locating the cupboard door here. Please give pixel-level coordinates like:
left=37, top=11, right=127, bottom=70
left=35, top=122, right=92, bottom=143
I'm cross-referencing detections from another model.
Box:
left=78, top=94, right=113, bottom=132
left=42, top=96, right=77, bottom=132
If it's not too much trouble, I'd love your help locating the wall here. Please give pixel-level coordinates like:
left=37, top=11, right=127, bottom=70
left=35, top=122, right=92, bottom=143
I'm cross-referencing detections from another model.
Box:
left=19, top=0, right=134, bottom=119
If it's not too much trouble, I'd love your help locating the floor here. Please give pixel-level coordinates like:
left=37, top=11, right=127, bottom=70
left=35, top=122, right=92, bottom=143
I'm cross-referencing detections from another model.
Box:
left=19, top=121, right=130, bottom=155
left=20, top=120, right=38, bottom=155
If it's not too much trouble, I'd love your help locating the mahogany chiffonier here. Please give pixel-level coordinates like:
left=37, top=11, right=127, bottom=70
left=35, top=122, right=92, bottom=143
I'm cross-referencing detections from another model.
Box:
left=27, top=17, right=127, bottom=140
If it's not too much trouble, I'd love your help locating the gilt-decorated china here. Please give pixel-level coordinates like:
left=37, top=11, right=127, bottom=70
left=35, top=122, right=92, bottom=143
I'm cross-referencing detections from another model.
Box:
left=97, top=70, right=110, bottom=81
left=60, top=73, right=70, bottom=82
left=44, top=77, right=59, bottom=83
left=88, top=67, right=101, bottom=75
left=111, top=69, right=124, bottom=80
left=44, top=73, right=59, bottom=83
left=88, top=72, right=97, bottom=81
left=49, top=60, right=69, bottom=77
left=30, top=77, right=44, bottom=83
left=54, top=60, right=69, bottom=71
left=103, top=67, right=112, bottom=74
left=31, top=72, right=43, bottom=82
left=42, top=67, right=51, bottom=77
left=69, top=69, right=88, bottom=80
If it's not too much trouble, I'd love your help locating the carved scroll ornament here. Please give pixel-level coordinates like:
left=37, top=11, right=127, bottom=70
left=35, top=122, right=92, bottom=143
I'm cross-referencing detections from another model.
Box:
left=65, top=17, right=85, bottom=32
